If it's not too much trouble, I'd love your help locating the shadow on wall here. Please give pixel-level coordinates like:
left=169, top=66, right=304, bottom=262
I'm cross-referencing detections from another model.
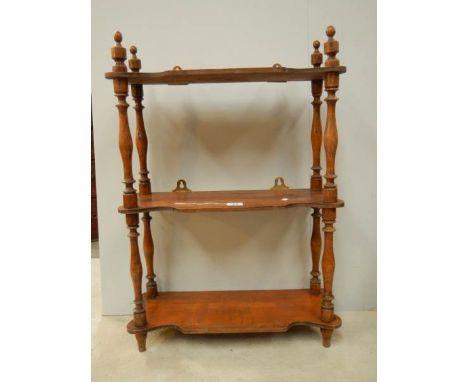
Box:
left=155, top=208, right=311, bottom=291
left=145, top=95, right=308, bottom=191
left=160, top=208, right=308, bottom=255
left=149, top=98, right=302, bottom=152
left=137, top=89, right=312, bottom=291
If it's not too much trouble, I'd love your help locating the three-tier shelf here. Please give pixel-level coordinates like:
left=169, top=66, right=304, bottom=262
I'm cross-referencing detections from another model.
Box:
left=105, top=25, right=346, bottom=352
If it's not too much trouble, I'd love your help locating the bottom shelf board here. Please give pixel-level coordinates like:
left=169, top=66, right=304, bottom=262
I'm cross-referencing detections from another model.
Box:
left=127, top=289, right=341, bottom=334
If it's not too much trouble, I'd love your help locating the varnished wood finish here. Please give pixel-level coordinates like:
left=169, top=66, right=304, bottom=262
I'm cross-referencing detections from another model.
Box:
left=321, top=208, right=336, bottom=322
left=129, top=46, right=151, bottom=195
left=309, top=40, right=323, bottom=295
left=318, top=26, right=340, bottom=324
left=310, top=208, right=322, bottom=294
left=127, top=290, right=341, bottom=335
left=126, top=214, right=146, bottom=326
left=310, top=40, right=323, bottom=191
left=133, top=89, right=150, bottom=194
left=112, top=32, right=137, bottom=209
left=320, top=328, right=334, bottom=348
left=106, top=26, right=346, bottom=351
left=128, top=46, right=158, bottom=300
left=105, top=66, right=346, bottom=85
left=323, top=26, right=340, bottom=203
left=118, top=188, right=344, bottom=214
left=116, top=82, right=136, bottom=208
left=135, top=332, right=147, bottom=353
left=112, top=33, right=147, bottom=351
left=141, top=212, right=158, bottom=298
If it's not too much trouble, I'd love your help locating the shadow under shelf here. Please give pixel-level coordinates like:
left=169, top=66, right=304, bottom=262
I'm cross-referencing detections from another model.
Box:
left=118, top=188, right=344, bottom=214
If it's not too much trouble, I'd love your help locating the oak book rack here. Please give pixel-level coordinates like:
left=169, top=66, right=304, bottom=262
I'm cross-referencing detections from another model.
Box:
left=105, top=26, right=346, bottom=352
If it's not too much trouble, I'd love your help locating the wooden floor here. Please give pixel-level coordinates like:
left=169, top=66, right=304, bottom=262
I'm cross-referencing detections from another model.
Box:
left=127, top=289, right=341, bottom=334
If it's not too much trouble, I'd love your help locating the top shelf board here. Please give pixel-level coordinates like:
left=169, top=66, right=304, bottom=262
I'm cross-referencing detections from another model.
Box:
left=105, top=66, right=346, bottom=85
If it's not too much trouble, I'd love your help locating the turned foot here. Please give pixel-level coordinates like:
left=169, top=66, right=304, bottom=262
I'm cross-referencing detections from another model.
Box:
left=320, top=328, right=333, bottom=348
left=135, top=332, right=147, bottom=352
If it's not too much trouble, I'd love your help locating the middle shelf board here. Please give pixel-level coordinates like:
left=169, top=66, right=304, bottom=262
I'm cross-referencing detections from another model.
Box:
left=118, top=188, right=344, bottom=214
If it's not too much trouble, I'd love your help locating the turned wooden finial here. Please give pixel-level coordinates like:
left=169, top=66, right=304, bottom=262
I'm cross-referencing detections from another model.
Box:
left=324, top=25, right=339, bottom=67
left=311, top=40, right=323, bottom=67
left=111, top=31, right=127, bottom=73
left=129, top=46, right=141, bottom=73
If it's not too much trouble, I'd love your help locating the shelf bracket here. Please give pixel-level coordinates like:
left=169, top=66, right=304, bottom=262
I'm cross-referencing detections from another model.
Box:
left=172, top=179, right=191, bottom=192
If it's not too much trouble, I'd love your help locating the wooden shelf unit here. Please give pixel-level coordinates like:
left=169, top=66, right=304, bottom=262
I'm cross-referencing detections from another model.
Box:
left=106, top=26, right=346, bottom=352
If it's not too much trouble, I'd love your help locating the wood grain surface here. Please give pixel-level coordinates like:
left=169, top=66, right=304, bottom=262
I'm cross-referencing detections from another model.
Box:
left=105, top=66, right=346, bottom=85
left=127, top=289, right=342, bottom=334
left=118, top=188, right=344, bottom=213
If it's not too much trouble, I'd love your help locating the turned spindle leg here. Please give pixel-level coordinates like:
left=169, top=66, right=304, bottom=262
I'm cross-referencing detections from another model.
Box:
left=310, top=40, right=323, bottom=294
left=309, top=41, right=323, bottom=294
left=127, top=214, right=147, bottom=351
left=112, top=31, right=137, bottom=209
left=320, top=26, right=340, bottom=327
left=320, top=328, right=334, bottom=348
left=310, top=40, right=323, bottom=191
left=129, top=46, right=151, bottom=195
left=310, top=208, right=322, bottom=294
left=112, top=32, right=147, bottom=351
left=321, top=208, right=336, bottom=322
left=141, top=212, right=158, bottom=298
left=128, top=46, right=158, bottom=299
left=112, top=34, right=138, bottom=239
left=323, top=26, right=340, bottom=204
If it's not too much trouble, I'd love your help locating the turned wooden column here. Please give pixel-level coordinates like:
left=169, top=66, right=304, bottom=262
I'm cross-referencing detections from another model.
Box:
left=112, top=32, right=137, bottom=209
left=141, top=213, right=158, bottom=298
left=126, top=213, right=147, bottom=351
left=310, top=40, right=323, bottom=192
left=310, top=40, right=323, bottom=294
left=128, top=46, right=151, bottom=194
left=111, top=32, right=147, bottom=351
left=323, top=26, right=340, bottom=204
left=321, top=25, right=340, bottom=322
left=129, top=46, right=158, bottom=299
left=321, top=208, right=336, bottom=322
left=310, top=208, right=322, bottom=294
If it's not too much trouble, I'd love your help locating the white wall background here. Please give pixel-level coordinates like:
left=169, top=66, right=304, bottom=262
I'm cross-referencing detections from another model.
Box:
left=91, top=0, right=376, bottom=315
